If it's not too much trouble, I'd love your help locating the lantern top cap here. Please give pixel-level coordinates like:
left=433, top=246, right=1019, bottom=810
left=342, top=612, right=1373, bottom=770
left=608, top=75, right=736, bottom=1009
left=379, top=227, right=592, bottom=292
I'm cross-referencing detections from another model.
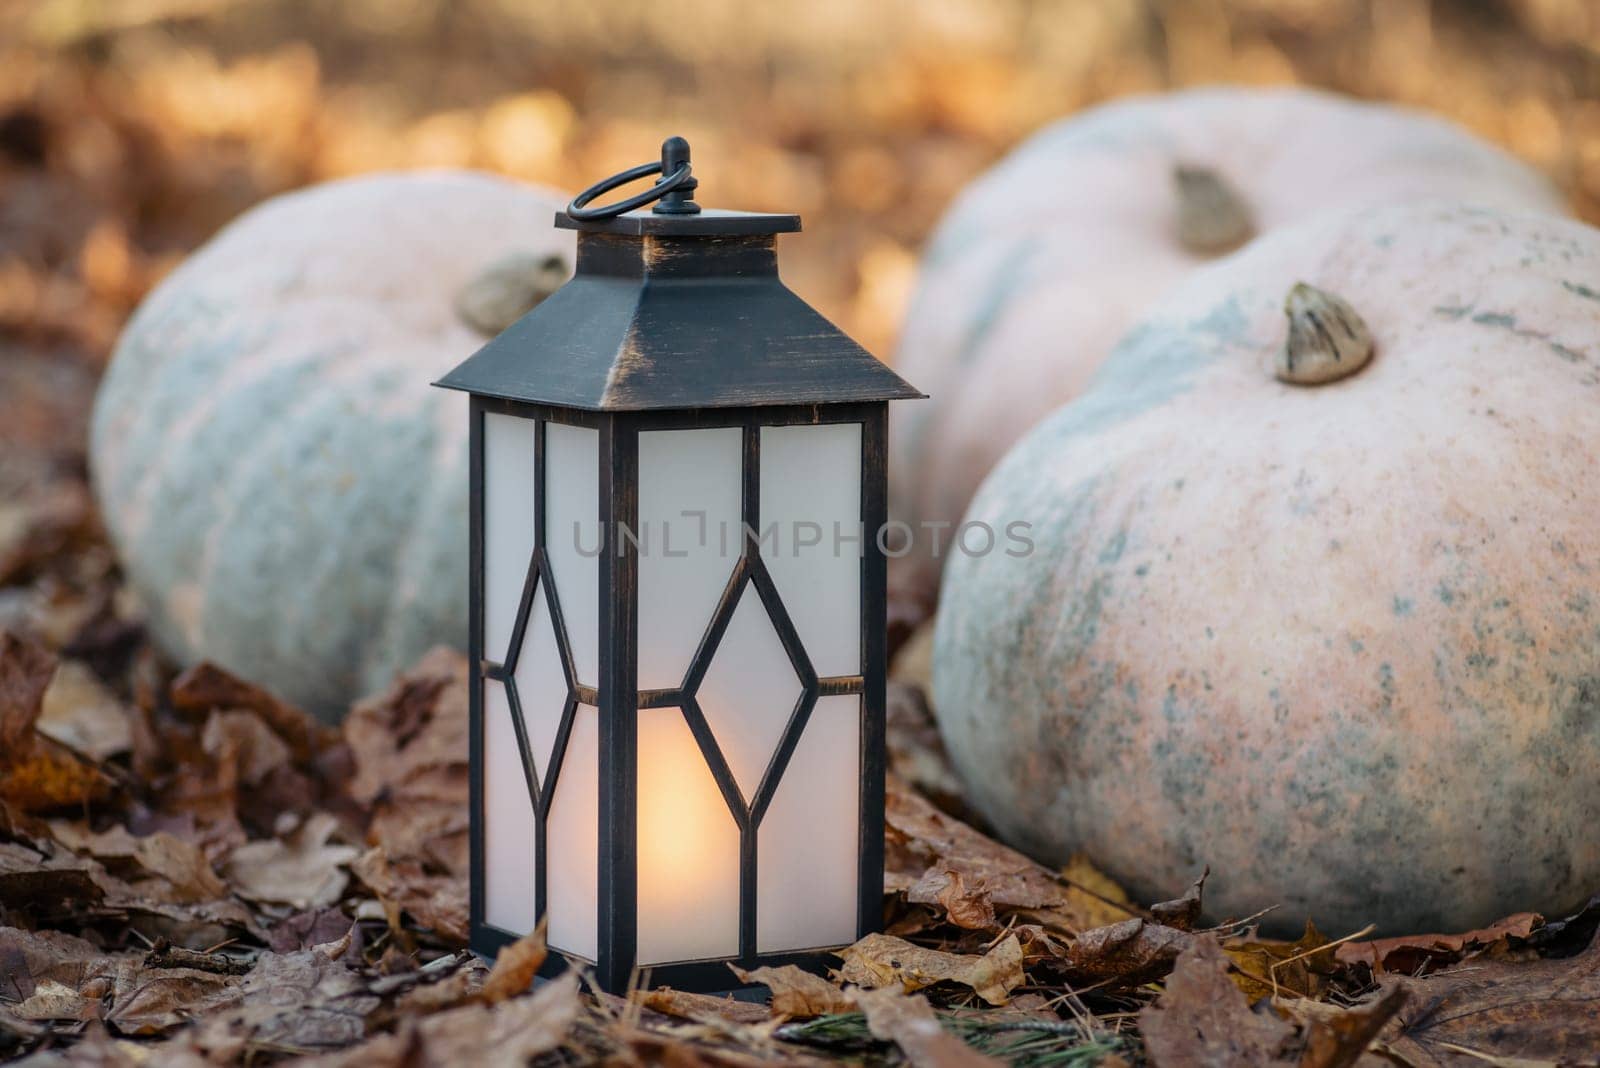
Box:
left=434, top=136, right=923, bottom=411
left=558, top=137, right=800, bottom=237
left=554, top=207, right=800, bottom=237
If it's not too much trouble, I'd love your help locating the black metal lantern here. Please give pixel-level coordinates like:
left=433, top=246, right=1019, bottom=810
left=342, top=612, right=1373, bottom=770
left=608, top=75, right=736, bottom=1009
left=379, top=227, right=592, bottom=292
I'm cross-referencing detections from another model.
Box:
left=435, top=137, right=922, bottom=993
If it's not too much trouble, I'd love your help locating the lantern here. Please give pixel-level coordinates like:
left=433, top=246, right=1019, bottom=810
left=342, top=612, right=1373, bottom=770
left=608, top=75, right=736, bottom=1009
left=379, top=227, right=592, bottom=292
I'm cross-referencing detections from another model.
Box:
left=435, top=137, right=922, bottom=993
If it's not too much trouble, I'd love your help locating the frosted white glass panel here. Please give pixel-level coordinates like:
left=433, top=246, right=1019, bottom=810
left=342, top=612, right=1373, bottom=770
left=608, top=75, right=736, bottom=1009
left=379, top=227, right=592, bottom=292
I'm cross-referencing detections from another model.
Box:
left=546, top=423, right=600, bottom=687
left=547, top=704, right=599, bottom=961
left=758, top=695, right=859, bottom=952
left=760, top=423, right=861, bottom=677
left=512, top=584, right=567, bottom=782
left=637, top=707, right=741, bottom=965
left=484, top=414, right=537, bottom=663
left=484, top=680, right=537, bottom=935
left=696, top=585, right=803, bottom=798
left=637, top=427, right=742, bottom=689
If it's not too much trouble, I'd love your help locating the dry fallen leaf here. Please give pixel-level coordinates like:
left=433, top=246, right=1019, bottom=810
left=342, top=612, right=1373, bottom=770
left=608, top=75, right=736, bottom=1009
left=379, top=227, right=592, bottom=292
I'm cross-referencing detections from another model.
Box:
left=479, top=925, right=547, bottom=1004
left=47, top=823, right=228, bottom=905
left=855, top=986, right=1002, bottom=1068
left=389, top=956, right=487, bottom=1017
left=1335, top=912, right=1541, bottom=976
left=1150, top=870, right=1207, bottom=932
left=222, top=812, right=358, bottom=910
left=729, top=963, right=857, bottom=1018
left=1286, top=988, right=1408, bottom=1068
left=186, top=936, right=379, bottom=1057
left=1138, top=935, right=1295, bottom=1068
left=413, top=969, right=581, bottom=1068
left=0, top=737, right=112, bottom=813
left=1060, top=853, right=1141, bottom=930
left=170, top=661, right=339, bottom=765
left=1226, top=920, right=1340, bottom=1002
left=640, top=986, right=774, bottom=1026
left=0, top=829, right=264, bottom=949
left=343, top=648, right=470, bottom=878
left=907, top=864, right=997, bottom=931
left=621, top=1025, right=798, bottom=1068
left=268, top=907, right=356, bottom=953
left=103, top=960, right=242, bottom=1036
left=0, top=481, right=97, bottom=589
left=1525, top=893, right=1600, bottom=957
left=351, top=845, right=469, bottom=945
left=123, top=829, right=229, bottom=905
left=1374, top=932, right=1600, bottom=1066
left=887, top=777, right=1135, bottom=934
left=201, top=709, right=293, bottom=787
left=838, top=932, right=1024, bottom=1007
left=0, top=631, right=112, bottom=812
left=0, top=630, right=56, bottom=749
left=0, top=925, right=114, bottom=1002
left=119, top=896, right=265, bottom=954
left=37, top=659, right=132, bottom=761
left=14, top=977, right=98, bottom=1022
left=1059, top=917, right=1194, bottom=986
left=884, top=680, right=969, bottom=817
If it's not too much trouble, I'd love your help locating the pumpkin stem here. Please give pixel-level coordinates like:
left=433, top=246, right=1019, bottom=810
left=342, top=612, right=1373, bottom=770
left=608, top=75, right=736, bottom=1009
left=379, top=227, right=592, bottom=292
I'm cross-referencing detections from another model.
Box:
left=1276, top=282, right=1374, bottom=385
left=455, top=252, right=571, bottom=337
left=1173, top=164, right=1254, bottom=256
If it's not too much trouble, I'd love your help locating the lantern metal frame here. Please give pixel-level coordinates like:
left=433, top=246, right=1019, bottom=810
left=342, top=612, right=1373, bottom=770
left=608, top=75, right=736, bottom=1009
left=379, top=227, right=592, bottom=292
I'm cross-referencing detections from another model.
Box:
left=439, top=138, right=920, bottom=994
left=465, top=398, right=889, bottom=992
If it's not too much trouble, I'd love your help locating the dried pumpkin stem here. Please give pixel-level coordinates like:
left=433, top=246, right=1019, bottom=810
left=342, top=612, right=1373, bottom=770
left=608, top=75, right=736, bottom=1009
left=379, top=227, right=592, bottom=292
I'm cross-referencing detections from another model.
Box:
left=1276, top=282, right=1375, bottom=385
left=1173, top=164, right=1254, bottom=255
left=455, top=251, right=571, bottom=337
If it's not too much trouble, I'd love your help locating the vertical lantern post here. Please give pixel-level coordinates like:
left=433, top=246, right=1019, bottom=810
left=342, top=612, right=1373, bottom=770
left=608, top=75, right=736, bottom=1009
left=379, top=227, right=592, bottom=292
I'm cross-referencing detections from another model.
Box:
left=436, top=137, right=922, bottom=993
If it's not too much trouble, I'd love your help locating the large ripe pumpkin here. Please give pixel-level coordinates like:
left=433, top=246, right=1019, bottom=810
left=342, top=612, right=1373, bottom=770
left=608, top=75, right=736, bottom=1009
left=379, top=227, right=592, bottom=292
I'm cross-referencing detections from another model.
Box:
left=889, top=87, right=1565, bottom=617
left=92, top=172, right=573, bottom=719
left=932, top=200, right=1600, bottom=935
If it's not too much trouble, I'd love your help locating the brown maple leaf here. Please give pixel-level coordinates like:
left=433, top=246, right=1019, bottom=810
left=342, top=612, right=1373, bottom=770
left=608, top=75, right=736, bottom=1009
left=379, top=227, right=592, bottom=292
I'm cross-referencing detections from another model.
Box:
left=1375, top=932, right=1600, bottom=1065
left=856, top=986, right=1003, bottom=1068
left=1226, top=920, right=1340, bottom=1002
left=1139, top=936, right=1296, bottom=1067
left=886, top=777, right=1137, bottom=934
left=0, top=632, right=111, bottom=813
left=837, top=932, right=1024, bottom=1006
left=343, top=647, right=469, bottom=879
left=1058, top=917, right=1194, bottom=986
left=728, top=963, right=857, bottom=1018
left=1335, top=912, right=1541, bottom=976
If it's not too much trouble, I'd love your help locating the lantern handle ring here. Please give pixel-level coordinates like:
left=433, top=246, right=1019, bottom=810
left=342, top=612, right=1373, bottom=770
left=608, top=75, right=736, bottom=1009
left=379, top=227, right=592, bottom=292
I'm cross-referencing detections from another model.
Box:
left=567, top=137, right=701, bottom=220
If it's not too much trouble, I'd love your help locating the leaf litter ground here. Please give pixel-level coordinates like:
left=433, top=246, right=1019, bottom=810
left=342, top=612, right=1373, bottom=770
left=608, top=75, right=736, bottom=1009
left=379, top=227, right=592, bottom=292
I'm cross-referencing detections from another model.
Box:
left=1, top=552, right=1597, bottom=1067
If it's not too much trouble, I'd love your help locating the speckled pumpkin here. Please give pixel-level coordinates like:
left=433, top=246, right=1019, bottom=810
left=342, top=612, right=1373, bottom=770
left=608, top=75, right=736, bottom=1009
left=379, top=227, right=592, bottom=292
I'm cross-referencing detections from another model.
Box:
left=91, top=172, right=574, bottom=719
left=889, top=87, right=1565, bottom=617
left=933, top=200, right=1600, bottom=936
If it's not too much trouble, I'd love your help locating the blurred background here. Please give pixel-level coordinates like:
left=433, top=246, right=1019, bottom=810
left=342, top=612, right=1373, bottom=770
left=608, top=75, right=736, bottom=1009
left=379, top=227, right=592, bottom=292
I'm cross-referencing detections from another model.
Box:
left=1, top=0, right=1597, bottom=580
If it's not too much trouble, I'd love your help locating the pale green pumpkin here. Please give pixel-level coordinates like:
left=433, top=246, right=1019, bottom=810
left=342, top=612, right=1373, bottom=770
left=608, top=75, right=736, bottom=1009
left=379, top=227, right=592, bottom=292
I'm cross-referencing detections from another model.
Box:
left=92, top=171, right=573, bottom=718
left=889, top=87, right=1565, bottom=618
left=934, top=200, right=1600, bottom=935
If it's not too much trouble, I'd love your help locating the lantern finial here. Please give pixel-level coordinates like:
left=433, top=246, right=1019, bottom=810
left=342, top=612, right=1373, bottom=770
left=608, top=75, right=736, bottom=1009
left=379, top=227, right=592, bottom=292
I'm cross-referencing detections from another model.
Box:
left=653, top=136, right=701, bottom=215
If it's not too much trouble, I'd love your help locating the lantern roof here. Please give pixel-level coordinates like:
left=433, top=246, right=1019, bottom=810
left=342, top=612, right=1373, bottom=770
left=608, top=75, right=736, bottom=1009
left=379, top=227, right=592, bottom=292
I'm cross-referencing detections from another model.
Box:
left=435, top=137, right=921, bottom=412
left=434, top=232, right=921, bottom=410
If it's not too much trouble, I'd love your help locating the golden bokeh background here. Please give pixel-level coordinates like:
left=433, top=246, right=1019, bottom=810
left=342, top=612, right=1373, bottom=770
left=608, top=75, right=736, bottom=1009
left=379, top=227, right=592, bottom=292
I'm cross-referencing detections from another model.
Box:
left=1, top=0, right=1597, bottom=366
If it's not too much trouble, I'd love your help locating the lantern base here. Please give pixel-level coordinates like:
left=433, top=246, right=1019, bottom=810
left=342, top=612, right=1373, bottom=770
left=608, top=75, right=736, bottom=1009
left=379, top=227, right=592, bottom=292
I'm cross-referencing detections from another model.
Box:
left=471, top=922, right=848, bottom=995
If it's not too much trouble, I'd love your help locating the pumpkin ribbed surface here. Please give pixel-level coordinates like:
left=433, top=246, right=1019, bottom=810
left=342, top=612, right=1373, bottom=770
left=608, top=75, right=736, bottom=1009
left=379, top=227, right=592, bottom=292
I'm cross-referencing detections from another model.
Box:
left=934, top=201, right=1600, bottom=935
left=92, top=171, right=573, bottom=718
left=890, top=87, right=1565, bottom=612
